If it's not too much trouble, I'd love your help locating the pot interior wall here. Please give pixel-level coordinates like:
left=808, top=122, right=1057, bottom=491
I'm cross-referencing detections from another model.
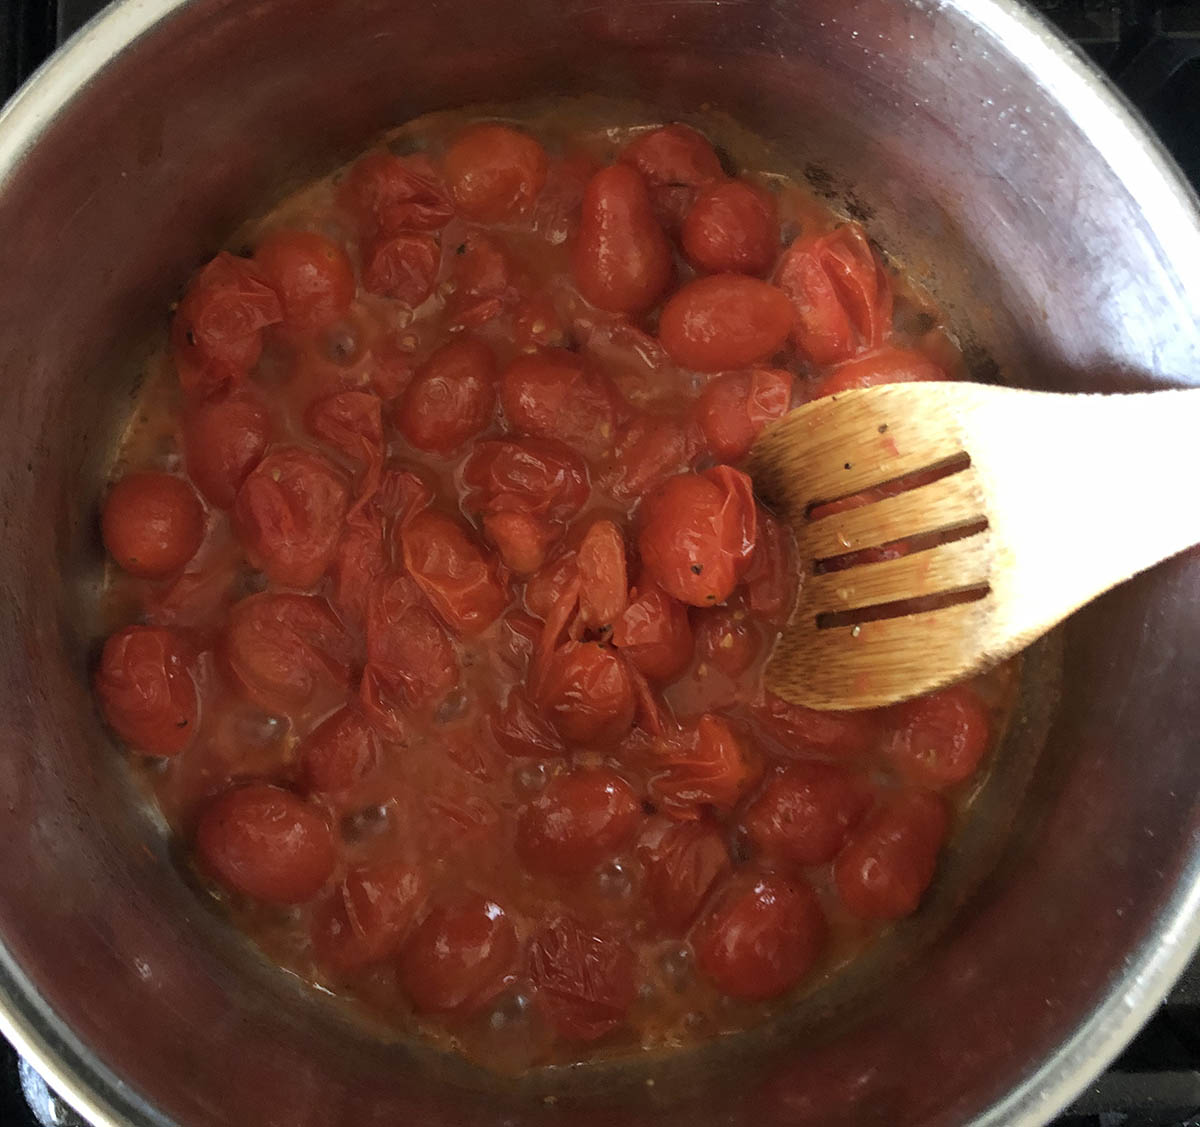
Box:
left=0, top=1, right=1198, bottom=1125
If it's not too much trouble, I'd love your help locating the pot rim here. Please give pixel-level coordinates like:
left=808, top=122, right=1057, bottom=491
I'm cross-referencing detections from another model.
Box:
left=0, top=1, right=1198, bottom=1125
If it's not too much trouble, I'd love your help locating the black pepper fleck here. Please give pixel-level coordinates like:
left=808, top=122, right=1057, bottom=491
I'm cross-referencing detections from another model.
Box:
left=878, top=423, right=888, bottom=433
left=691, top=564, right=703, bottom=575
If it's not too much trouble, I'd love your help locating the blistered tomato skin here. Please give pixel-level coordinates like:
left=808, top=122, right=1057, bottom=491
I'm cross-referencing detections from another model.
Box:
left=810, top=346, right=946, bottom=399
left=500, top=349, right=618, bottom=454
left=95, top=626, right=197, bottom=756
left=743, top=763, right=873, bottom=865
left=311, top=862, right=427, bottom=974
left=183, top=392, right=271, bottom=509
left=102, top=472, right=204, bottom=579
left=884, top=686, right=990, bottom=787
left=535, top=642, right=636, bottom=745
left=696, top=368, right=793, bottom=463
left=253, top=230, right=355, bottom=333
left=337, top=150, right=454, bottom=235
left=361, top=232, right=440, bottom=304
left=297, top=707, right=378, bottom=794
left=444, top=123, right=549, bottom=222
left=620, top=124, right=725, bottom=229
left=638, top=817, right=731, bottom=931
left=396, top=337, right=497, bottom=454
left=612, top=587, right=693, bottom=682
left=659, top=275, right=793, bottom=372
left=682, top=180, right=780, bottom=276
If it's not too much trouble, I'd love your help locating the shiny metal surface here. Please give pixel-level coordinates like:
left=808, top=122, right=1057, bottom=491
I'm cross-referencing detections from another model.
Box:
left=0, top=0, right=1198, bottom=1124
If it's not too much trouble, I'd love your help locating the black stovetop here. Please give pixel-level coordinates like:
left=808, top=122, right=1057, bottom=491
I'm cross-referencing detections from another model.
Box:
left=1, top=1, right=1198, bottom=1125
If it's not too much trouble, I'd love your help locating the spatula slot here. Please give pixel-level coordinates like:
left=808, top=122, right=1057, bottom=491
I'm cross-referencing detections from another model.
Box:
left=815, top=584, right=991, bottom=629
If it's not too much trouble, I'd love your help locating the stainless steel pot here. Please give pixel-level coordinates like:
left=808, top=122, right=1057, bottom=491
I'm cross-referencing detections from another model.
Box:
left=1, top=0, right=1199, bottom=1124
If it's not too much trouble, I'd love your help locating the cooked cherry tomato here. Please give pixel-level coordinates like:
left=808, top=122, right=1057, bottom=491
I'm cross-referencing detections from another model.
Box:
left=638, top=466, right=757, bottom=606
left=620, top=124, right=725, bottom=230
left=443, top=123, right=548, bottom=222
left=529, top=915, right=636, bottom=1041
left=361, top=232, right=441, bottom=305
left=489, top=690, right=566, bottom=759
left=400, top=510, right=507, bottom=636
left=396, top=337, right=497, bottom=455
left=102, top=472, right=204, bottom=579
left=693, top=871, right=826, bottom=1001
left=500, top=350, right=618, bottom=454
left=328, top=511, right=386, bottom=629
left=883, top=685, right=990, bottom=787
left=751, top=691, right=880, bottom=759
left=397, top=893, right=517, bottom=1014
left=834, top=790, right=949, bottom=920
left=448, top=230, right=515, bottom=327
left=482, top=510, right=556, bottom=575
left=659, top=275, right=792, bottom=372
left=694, top=605, right=761, bottom=677
left=253, top=230, right=355, bottom=333
left=682, top=180, right=779, bottom=276
left=364, top=573, right=458, bottom=708
left=305, top=390, right=384, bottom=467
left=818, top=224, right=893, bottom=349
left=95, top=625, right=196, bottom=756
left=743, top=763, right=873, bottom=865
left=572, top=163, right=672, bottom=315
left=375, top=464, right=436, bottom=525
left=311, top=861, right=427, bottom=974
left=637, top=817, right=731, bottom=931
left=461, top=438, right=590, bottom=521
left=612, top=586, right=693, bottom=682
left=649, top=714, right=761, bottom=818
left=601, top=411, right=698, bottom=503
left=222, top=592, right=353, bottom=716
left=517, top=767, right=640, bottom=875
left=809, top=346, right=946, bottom=399
left=183, top=391, right=271, bottom=509
left=535, top=641, right=635, bottom=744
left=337, top=150, right=453, bottom=235
left=512, top=292, right=566, bottom=351
left=170, top=252, right=283, bottom=399
left=577, top=519, right=628, bottom=629
left=195, top=784, right=335, bottom=904
left=696, top=368, right=793, bottom=462
left=524, top=550, right=579, bottom=622
left=742, top=508, right=797, bottom=622
left=233, top=446, right=348, bottom=588
left=297, top=706, right=378, bottom=794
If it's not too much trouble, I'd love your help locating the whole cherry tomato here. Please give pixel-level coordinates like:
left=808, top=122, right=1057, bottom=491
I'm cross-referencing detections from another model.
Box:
left=396, top=337, right=497, bottom=455
left=499, top=350, right=618, bottom=455
left=297, top=707, right=378, bottom=794
left=516, top=767, right=641, bottom=876
left=535, top=641, right=635, bottom=744
left=253, top=229, right=355, bottom=333
left=400, top=510, right=507, bottom=636
left=482, top=511, right=556, bottom=576
left=364, top=573, right=458, bottom=708
left=649, top=714, right=761, bottom=818
left=328, top=511, right=386, bottom=629
left=809, top=346, right=946, bottom=399
left=310, top=861, right=427, bottom=974
left=337, top=150, right=453, bottom=235
left=659, top=275, right=793, bottom=372
left=305, top=390, right=384, bottom=467
left=170, top=252, right=282, bottom=399
left=529, top=915, right=636, bottom=1041
left=637, top=817, right=731, bottom=932
left=693, top=605, right=761, bottom=677
left=638, top=466, right=757, bottom=606
left=461, top=437, right=590, bottom=521
left=696, top=368, right=793, bottom=462
left=743, top=763, right=874, bottom=865
left=222, top=592, right=353, bottom=716
left=577, top=518, right=628, bottom=629
left=183, top=391, right=271, bottom=509
left=489, top=690, right=566, bottom=759
left=834, top=790, right=950, bottom=920
left=693, top=871, right=827, bottom=1001
left=95, top=625, right=196, bottom=756
left=620, top=124, right=725, bottom=230
left=751, top=691, right=880, bottom=759
left=883, top=685, right=991, bottom=787
left=571, top=163, right=672, bottom=315
left=742, top=508, right=797, bottom=622
left=397, top=893, right=518, bottom=1014
left=443, top=123, right=549, bottom=222
left=612, top=587, right=694, bottom=682
left=102, top=472, right=204, bottom=579
left=682, top=180, right=779, bottom=276
left=360, top=231, right=440, bottom=305
left=233, top=446, right=349, bottom=588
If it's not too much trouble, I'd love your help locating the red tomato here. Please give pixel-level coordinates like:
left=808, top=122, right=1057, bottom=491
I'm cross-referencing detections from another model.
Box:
left=328, top=511, right=386, bottom=629
left=571, top=163, right=672, bottom=315
left=461, top=438, right=590, bottom=521
left=95, top=625, right=196, bottom=756
left=834, top=790, right=950, bottom=920
left=637, top=817, right=731, bottom=931
left=443, top=123, right=549, bottom=222
left=102, top=472, right=204, bottom=579
left=499, top=349, right=618, bottom=455
left=361, top=231, right=441, bottom=305
left=170, top=252, right=283, bottom=399
left=682, top=180, right=779, bottom=276
left=222, top=592, right=353, bottom=716
left=481, top=510, right=556, bottom=575
left=297, top=707, right=378, bottom=794
left=194, top=784, right=335, bottom=904
left=751, top=691, right=880, bottom=759
left=183, top=391, right=271, bottom=509
left=364, top=573, right=459, bottom=708
left=489, top=690, right=566, bottom=759
left=649, top=714, right=761, bottom=818
left=397, top=894, right=518, bottom=1014
left=253, top=230, right=355, bottom=332
left=337, top=150, right=453, bottom=235
left=311, top=861, right=427, bottom=974
left=448, top=231, right=515, bottom=327
left=809, top=346, right=946, bottom=399
left=516, top=767, right=641, bottom=875
left=396, top=337, right=497, bottom=455
left=638, top=466, right=757, bottom=606
left=742, top=763, right=874, bottom=865
left=693, top=605, right=761, bottom=677
left=742, top=508, right=797, bottom=622
left=601, top=411, right=699, bottom=503
left=375, top=464, right=435, bottom=525
left=305, top=390, right=384, bottom=467
left=620, top=124, right=725, bottom=230
left=696, top=368, right=793, bottom=462
left=535, top=641, right=635, bottom=744
left=883, top=685, right=991, bottom=787
left=513, top=293, right=566, bottom=351
left=529, top=916, right=636, bottom=1041
left=233, top=446, right=349, bottom=588
left=693, top=872, right=826, bottom=1001
left=524, top=550, right=579, bottom=622
left=577, top=519, right=628, bottom=629
left=612, top=587, right=693, bottom=682
left=659, top=275, right=792, bottom=372
left=400, top=510, right=507, bottom=636
left=819, top=224, right=893, bottom=349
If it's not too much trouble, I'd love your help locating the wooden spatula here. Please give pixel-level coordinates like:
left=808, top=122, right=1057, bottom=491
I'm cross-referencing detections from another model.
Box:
left=745, top=381, right=1200, bottom=710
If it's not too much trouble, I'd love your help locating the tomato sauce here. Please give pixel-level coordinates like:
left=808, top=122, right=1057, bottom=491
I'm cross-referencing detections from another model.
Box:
left=95, top=105, right=1017, bottom=1073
